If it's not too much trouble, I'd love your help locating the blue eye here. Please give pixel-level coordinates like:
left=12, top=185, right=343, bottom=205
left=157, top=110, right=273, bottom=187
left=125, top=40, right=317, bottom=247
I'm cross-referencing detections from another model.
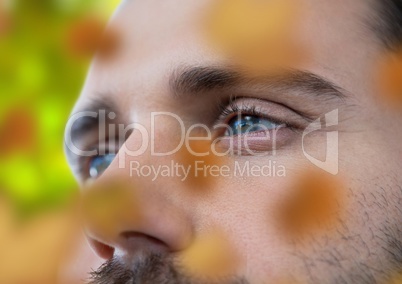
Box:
left=89, top=154, right=116, bottom=179
left=226, top=115, right=280, bottom=136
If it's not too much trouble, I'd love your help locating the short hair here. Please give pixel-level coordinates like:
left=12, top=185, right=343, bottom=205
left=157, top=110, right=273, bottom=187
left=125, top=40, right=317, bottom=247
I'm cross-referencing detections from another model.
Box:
left=372, top=0, right=402, bottom=50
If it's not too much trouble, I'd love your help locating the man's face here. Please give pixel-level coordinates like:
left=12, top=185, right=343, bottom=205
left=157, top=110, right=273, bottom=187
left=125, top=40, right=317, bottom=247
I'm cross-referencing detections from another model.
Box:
left=65, top=0, right=402, bottom=283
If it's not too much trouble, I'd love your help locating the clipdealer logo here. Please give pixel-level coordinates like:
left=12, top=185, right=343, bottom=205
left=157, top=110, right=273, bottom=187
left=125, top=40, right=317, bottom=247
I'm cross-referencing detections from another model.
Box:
left=129, top=160, right=286, bottom=181
left=65, top=109, right=339, bottom=175
left=302, top=109, right=339, bottom=175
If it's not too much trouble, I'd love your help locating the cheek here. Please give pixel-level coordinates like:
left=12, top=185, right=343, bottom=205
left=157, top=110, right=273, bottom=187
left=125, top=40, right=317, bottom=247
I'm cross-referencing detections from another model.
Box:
left=339, top=126, right=401, bottom=220
left=342, top=172, right=400, bottom=242
left=190, top=169, right=305, bottom=280
left=315, top=134, right=401, bottom=274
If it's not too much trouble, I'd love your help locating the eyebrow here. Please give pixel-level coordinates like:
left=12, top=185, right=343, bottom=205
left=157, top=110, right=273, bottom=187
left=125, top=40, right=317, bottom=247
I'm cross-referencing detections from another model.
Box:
left=170, top=66, right=347, bottom=100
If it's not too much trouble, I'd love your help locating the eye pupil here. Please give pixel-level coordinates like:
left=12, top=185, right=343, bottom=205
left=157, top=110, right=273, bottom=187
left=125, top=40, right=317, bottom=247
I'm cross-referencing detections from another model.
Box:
left=89, top=154, right=116, bottom=179
left=235, top=116, right=257, bottom=132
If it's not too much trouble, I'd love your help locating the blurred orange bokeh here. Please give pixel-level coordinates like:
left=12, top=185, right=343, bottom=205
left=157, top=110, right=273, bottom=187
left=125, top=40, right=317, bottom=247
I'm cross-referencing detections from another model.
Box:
left=377, top=48, right=402, bottom=107
left=204, top=0, right=307, bottom=73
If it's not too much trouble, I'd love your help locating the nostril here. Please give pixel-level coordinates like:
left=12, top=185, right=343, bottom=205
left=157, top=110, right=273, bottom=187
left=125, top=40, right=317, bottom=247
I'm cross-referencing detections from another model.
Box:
left=89, top=239, right=115, bottom=260
left=120, top=231, right=170, bottom=254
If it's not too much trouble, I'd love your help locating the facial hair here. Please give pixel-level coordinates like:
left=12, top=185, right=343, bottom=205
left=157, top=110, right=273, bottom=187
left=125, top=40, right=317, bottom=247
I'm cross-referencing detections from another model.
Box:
left=88, top=253, right=249, bottom=284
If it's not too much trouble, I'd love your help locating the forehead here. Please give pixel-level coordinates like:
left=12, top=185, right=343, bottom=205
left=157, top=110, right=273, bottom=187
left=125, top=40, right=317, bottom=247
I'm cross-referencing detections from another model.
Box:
left=79, top=0, right=378, bottom=109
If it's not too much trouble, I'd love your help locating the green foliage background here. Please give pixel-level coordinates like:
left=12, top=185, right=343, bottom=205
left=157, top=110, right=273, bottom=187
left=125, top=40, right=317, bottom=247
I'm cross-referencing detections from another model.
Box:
left=0, top=0, right=119, bottom=215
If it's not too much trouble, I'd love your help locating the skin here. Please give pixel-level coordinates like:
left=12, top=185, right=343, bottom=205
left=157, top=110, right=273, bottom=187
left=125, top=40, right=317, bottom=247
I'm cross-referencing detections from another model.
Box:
left=65, top=0, right=402, bottom=283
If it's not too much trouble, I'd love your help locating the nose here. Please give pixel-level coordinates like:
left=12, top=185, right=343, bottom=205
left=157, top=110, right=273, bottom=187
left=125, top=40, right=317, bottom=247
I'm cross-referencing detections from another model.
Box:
left=82, top=161, right=194, bottom=260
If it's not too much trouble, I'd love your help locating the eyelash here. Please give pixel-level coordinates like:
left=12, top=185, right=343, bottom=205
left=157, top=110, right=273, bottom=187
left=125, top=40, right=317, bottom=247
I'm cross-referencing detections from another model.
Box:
left=215, top=97, right=296, bottom=131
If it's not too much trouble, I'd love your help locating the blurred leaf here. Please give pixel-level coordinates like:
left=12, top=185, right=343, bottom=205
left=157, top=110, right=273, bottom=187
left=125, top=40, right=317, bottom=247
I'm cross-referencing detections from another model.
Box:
left=0, top=197, right=80, bottom=284
left=204, top=0, right=307, bottom=74
left=377, top=48, right=402, bottom=107
left=179, top=229, right=239, bottom=278
left=176, top=139, right=226, bottom=188
left=82, top=179, right=141, bottom=242
left=0, top=104, right=38, bottom=156
left=277, top=168, right=345, bottom=239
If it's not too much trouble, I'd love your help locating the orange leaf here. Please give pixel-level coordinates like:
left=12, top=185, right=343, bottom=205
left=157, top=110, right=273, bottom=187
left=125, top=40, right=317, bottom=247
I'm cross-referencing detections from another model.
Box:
left=66, top=16, right=120, bottom=60
left=278, top=169, right=344, bottom=239
left=178, top=229, right=239, bottom=278
left=176, top=139, right=225, bottom=188
left=377, top=49, right=402, bottom=107
left=0, top=105, right=38, bottom=156
left=81, top=179, right=140, bottom=242
left=204, top=0, right=307, bottom=74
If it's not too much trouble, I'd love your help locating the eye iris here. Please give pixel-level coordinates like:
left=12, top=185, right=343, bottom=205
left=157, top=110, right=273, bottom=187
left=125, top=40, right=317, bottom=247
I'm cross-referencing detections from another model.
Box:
left=228, top=115, right=278, bottom=136
left=89, top=154, right=116, bottom=179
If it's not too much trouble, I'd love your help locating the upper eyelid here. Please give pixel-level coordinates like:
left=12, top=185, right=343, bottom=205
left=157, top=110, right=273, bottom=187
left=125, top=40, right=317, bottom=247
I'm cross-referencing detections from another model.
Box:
left=214, top=97, right=309, bottom=130
left=219, top=107, right=289, bottom=128
left=220, top=95, right=319, bottom=123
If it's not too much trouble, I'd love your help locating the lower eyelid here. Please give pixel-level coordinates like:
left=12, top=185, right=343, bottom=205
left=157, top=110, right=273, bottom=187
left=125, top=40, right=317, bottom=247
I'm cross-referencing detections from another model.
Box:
left=216, top=127, right=296, bottom=155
